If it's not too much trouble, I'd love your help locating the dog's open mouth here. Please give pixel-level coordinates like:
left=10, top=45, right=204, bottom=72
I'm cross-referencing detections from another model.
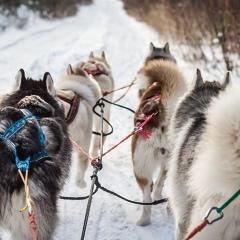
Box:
left=82, top=62, right=107, bottom=77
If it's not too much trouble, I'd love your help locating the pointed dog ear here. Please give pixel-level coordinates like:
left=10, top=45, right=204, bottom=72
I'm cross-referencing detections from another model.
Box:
left=67, top=64, right=74, bottom=75
left=163, top=42, right=170, bottom=53
left=75, top=67, right=88, bottom=77
left=149, top=42, right=155, bottom=52
left=89, top=51, right=94, bottom=58
left=101, top=51, right=106, bottom=60
left=43, top=72, right=56, bottom=96
left=222, top=71, right=231, bottom=88
left=14, top=69, right=26, bottom=90
left=194, top=69, right=204, bottom=89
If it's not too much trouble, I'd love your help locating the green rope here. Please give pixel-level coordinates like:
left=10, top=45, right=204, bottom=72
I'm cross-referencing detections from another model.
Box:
left=216, top=189, right=240, bottom=214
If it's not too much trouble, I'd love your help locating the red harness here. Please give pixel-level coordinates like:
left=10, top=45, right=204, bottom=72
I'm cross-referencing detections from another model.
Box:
left=58, top=94, right=81, bottom=125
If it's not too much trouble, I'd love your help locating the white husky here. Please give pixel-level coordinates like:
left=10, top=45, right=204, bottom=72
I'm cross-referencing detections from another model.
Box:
left=56, top=65, right=101, bottom=188
left=81, top=51, right=114, bottom=157
left=167, top=70, right=240, bottom=240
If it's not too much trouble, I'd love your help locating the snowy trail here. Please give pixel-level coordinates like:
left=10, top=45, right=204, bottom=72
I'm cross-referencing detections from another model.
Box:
left=0, top=1, right=174, bottom=239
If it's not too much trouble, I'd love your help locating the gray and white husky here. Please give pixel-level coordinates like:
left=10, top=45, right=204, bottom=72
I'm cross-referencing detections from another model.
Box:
left=0, top=69, right=72, bottom=240
left=166, top=69, right=240, bottom=240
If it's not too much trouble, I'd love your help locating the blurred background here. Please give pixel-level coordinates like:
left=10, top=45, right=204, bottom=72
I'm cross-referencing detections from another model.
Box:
left=1, top=0, right=239, bottom=74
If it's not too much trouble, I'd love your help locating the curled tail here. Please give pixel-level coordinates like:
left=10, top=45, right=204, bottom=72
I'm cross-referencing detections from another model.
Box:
left=57, top=74, right=102, bottom=107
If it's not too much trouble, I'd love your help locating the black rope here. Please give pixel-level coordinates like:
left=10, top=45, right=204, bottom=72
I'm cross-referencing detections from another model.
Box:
left=101, top=98, right=135, bottom=114
left=92, top=98, right=135, bottom=136
left=92, top=100, right=114, bottom=136
left=94, top=175, right=168, bottom=205
left=60, top=175, right=168, bottom=206
left=59, top=186, right=98, bottom=200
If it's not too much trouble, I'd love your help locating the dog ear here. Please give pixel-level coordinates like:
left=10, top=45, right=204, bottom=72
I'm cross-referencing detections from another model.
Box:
left=222, top=71, right=231, bottom=88
left=75, top=67, right=88, bottom=77
left=194, top=69, right=204, bottom=89
left=163, top=42, right=170, bottom=53
left=43, top=72, right=56, bottom=96
left=149, top=42, right=155, bottom=52
left=89, top=51, right=94, bottom=58
left=14, top=69, right=26, bottom=90
left=67, top=64, right=74, bottom=75
left=101, top=51, right=106, bottom=60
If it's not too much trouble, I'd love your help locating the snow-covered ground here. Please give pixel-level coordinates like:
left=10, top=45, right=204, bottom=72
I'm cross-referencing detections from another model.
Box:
left=0, top=0, right=239, bottom=239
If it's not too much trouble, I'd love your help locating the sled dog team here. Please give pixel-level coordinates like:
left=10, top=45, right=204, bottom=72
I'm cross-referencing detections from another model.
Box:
left=0, top=43, right=239, bottom=240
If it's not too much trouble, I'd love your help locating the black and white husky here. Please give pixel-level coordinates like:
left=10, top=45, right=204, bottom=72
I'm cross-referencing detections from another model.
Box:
left=0, top=69, right=72, bottom=239
left=166, top=70, right=239, bottom=240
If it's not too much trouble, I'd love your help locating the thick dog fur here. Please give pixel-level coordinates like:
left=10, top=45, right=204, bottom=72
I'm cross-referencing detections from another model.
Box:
left=166, top=70, right=235, bottom=240
left=0, top=70, right=72, bottom=240
left=56, top=65, right=101, bottom=188
left=81, top=51, right=114, bottom=157
left=136, top=42, right=177, bottom=98
left=131, top=59, right=187, bottom=226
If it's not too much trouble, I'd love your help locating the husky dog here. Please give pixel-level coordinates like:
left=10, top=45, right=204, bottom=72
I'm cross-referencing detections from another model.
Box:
left=56, top=65, right=101, bottom=188
left=0, top=69, right=72, bottom=240
left=81, top=51, right=114, bottom=157
left=167, top=70, right=232, bottom=240
left=131, top=58, right=187, bottom=226
left=136, top=42, right=177, bottom=98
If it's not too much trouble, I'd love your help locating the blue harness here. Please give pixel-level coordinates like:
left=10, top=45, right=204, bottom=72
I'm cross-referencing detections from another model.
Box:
left=0, top=109, right=49, bottom=172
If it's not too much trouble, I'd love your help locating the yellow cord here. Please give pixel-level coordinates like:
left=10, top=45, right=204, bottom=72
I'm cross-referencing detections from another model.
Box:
left=18, top=169, right=33, bottom=213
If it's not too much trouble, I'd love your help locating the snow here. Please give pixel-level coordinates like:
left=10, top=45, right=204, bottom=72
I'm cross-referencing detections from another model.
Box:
left=0, top=0, right=239, bottom=239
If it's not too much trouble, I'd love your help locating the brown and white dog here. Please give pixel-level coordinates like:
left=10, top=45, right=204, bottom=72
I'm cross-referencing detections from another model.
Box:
left=81, top=51, right=114, bottom=157
left=131, top=49, right=187, bottom=226
left=136, top=42, right=177, bottom=98
left=56, top=65, right=101, bottom=188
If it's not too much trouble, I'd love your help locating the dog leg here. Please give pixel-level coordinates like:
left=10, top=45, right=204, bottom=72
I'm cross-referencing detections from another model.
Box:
left=76, top=152, right=89, bottom=188
left=135, top=175, right=153, bottom=226
left=90, top=111, right=102, bottom=157
left=153, top=166, right=167, bottom=201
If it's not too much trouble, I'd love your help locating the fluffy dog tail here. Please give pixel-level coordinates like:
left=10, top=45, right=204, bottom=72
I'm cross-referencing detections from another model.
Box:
left=190, top=83, right=240, bottom=197
left=57, top=73, right=102, bottom=107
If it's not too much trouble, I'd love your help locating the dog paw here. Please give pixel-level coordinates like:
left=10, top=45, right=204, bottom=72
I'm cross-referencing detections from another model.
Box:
left=136, top=217, right=151, bottom=226
left=76, top=178, right=87, bottom=188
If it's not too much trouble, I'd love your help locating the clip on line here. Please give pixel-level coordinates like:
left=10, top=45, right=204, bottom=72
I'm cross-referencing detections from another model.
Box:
left=81, top=98, right=105, bottom=240
left=185, top=188, right=240, bottom=240
left=59, top=112, right=168, bottom=206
